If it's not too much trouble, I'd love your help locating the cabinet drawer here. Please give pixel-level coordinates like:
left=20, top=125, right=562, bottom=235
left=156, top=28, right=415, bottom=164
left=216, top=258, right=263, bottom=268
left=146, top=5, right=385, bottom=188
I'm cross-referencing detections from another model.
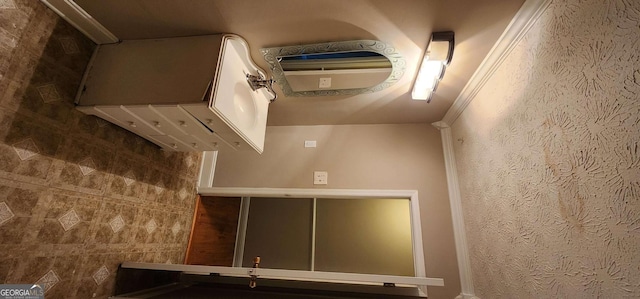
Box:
left=180, top=103, right=252, bottom=151
left=94, top=106, right=163, bottom=136
left=179, top=104, right=232, bottom=135
left=151, top=105, right=213, bottom=137
left=124, top=105, right=228, bottom=150
left=151, top=134, right=224, bottom=152
left=124, top=105, right=188, bottom=138
left=179, top=135, right=221, bottom=151
left=149, top=135, right=193, bottom=152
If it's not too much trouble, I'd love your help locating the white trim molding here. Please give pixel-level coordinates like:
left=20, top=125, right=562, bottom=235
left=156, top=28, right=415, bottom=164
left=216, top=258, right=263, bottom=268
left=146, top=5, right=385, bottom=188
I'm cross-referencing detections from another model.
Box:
left=432, top=122, right=478, bottom=299
left=196, top=151, right=218, bottom=190
left=442, top=0, right=552, bottom=125
left=121, top=262, right=444, bottom=288
left=39, top=0, right=119, bottom=44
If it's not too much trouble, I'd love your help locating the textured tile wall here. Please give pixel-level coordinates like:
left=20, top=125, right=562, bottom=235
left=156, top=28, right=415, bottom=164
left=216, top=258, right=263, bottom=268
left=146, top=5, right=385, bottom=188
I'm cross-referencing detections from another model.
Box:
left=0, top=1, right=202, bottom=298
left=451, top=0, right=640, bottom=298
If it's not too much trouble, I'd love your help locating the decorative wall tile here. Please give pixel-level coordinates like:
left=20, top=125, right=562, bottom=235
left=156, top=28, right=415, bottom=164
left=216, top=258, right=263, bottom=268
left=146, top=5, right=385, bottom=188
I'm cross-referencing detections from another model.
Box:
left=178, top=188, right=188, bottom=201
left=451, top=0, right=640, bottom=297
left=145, top=219, right=157, bottom=234
left=185, top=155, right=194, bottom=168
left=153, top=181, right=164, bottom=195
left=53, top=136, right=115, bottom=194
left=36, top=83, right=61, bottom=103
left=171, top=221, right=180, bottom=236
left=0, top=1, right=201, bottom=297
left=12, top=138, right=39, bottom=161
left=92, top=265, right=109, bottom=285
left=108, top=214, right=124, bottom=233
left=122, top=170, right=135, bottom=186
left=35, top=270, right=60, bottom=293
left=0, top=0, right=16, bottom=9
left=58, top=209, right=80, bottom=231
left=0, top=201, right=14, bottom=226
left=58, top=37, right=80, bottom=54
left=107, top=154, right=148, bottom=200
left=77, top=157, right=96, bottom=176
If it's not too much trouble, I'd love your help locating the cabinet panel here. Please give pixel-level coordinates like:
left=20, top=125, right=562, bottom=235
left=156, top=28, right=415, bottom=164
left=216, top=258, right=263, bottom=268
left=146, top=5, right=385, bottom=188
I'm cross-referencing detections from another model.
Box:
left=95, top=106, right=163, bottom=137
left=79, top=35, right=223, bottom=106
left=75, top=34, right=269, bottom=153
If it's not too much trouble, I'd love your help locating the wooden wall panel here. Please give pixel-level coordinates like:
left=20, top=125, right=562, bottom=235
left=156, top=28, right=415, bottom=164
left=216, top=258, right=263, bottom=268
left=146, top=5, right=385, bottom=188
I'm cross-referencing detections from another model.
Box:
left=185, top=196, right=241, bottom=266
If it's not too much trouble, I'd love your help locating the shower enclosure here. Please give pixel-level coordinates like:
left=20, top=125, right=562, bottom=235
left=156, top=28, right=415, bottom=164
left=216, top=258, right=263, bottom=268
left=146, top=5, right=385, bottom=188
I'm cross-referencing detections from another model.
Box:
left=235, top=196, right=415, bottom=276
left=118, top=188, right=443, bottom=298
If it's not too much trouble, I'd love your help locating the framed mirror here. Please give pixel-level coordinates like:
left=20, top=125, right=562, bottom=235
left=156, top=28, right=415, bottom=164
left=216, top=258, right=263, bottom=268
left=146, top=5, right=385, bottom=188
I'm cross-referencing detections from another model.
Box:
left=261, top=40, right=405, bottom=97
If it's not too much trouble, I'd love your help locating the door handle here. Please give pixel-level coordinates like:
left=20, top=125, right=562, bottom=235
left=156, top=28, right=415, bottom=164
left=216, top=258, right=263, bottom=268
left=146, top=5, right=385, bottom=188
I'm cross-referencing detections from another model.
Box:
left=249, top=256, right=260, bottom=288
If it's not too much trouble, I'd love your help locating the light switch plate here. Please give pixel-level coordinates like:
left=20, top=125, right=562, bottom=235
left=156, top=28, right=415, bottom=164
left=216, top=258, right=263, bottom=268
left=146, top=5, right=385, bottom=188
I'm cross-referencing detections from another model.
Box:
left=313, top=171, right=328, bottom=185
left=304, top=140, right=317, bottom=148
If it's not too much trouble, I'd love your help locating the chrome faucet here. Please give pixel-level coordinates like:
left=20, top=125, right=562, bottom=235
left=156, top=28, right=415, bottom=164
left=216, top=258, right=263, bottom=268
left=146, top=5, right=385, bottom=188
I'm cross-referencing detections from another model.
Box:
left=246, top=74, right=277, bottom=103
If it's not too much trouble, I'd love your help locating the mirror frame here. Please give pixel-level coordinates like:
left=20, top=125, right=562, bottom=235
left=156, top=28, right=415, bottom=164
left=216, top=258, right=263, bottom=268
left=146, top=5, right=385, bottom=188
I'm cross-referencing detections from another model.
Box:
left=261, top=40, right=405, bottom=97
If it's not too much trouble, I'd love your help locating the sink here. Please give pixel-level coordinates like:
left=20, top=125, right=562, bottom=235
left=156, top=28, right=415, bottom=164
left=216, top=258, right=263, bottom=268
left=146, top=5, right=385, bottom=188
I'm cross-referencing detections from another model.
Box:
left=209, top=35, right=270, bottom=153
left=233, top=82, right=257, bottom=129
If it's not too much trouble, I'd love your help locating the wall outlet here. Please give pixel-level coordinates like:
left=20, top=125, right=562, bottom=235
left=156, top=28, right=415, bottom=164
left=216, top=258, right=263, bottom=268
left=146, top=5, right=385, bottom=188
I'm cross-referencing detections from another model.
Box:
left=313, top=171, right=328, bottom=185
left=304, top=140, right=317, bottom=148
left=319, top=78, right=331, bottom=88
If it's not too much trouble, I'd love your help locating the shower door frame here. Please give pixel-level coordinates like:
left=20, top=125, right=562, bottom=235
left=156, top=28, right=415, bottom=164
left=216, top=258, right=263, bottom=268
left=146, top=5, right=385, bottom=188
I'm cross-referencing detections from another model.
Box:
left=230, top=190, right=421, bottom=274
left=121, top=187, right=442, bottom=297
left=197, top=187, right=435, bottom=293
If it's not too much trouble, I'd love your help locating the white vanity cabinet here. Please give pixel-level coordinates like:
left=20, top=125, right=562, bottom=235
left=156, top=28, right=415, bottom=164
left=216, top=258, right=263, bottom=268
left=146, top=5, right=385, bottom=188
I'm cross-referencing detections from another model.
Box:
left=76, top=34, right=270, bottom=153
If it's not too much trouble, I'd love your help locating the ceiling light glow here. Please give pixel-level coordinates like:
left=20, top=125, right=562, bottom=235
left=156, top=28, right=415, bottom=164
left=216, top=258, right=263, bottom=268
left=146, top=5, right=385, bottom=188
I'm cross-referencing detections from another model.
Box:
left=412, top=32, right=454, bottom=102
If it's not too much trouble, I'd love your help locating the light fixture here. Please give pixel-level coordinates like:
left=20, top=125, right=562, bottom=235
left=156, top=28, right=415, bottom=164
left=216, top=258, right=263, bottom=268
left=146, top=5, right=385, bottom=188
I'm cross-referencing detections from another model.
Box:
left=412, top=31, right=454, bottom=102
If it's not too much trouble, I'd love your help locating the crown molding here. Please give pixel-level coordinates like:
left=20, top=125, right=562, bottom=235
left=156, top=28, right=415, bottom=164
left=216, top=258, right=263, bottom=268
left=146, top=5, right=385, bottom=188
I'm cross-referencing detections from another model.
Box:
left=441, top=0, right=552, bottom=125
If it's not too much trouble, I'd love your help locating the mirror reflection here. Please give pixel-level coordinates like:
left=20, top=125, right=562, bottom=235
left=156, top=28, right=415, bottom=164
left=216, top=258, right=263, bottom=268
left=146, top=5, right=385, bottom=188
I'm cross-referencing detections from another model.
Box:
left=279, top=51, right=392, bottom=92
left=261, top=40, right=405, bottom=97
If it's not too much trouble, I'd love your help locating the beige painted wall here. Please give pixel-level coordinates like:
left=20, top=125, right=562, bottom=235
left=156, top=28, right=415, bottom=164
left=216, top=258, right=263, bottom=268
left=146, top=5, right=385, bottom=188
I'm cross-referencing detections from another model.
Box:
left=214, top=123, right=459, bottom=298
left=450, top=0, right=640, bottom=297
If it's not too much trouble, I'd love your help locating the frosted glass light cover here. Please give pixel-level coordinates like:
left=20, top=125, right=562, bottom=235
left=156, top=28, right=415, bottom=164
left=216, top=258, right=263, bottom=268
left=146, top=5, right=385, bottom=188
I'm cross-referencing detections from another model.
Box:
left=412, top=60, right=443, bottom=100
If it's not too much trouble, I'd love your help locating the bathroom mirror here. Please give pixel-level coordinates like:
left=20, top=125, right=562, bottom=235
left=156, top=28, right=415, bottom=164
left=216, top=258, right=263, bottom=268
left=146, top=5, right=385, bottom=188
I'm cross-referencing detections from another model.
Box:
left=261, top=40, right=405, bottom=97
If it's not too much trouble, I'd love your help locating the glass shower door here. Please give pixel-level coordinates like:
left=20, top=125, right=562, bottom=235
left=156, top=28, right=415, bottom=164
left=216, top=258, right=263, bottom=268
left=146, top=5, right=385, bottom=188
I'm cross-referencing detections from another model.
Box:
left=239, top=197, right=313, bottom=270
left=236, top=197, right=414, bottom=276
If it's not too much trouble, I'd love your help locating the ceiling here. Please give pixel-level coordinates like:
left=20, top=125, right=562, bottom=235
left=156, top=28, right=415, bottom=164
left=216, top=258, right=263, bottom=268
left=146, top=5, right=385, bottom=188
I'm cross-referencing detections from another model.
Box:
left=74, top=0, right=524, bottom=126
